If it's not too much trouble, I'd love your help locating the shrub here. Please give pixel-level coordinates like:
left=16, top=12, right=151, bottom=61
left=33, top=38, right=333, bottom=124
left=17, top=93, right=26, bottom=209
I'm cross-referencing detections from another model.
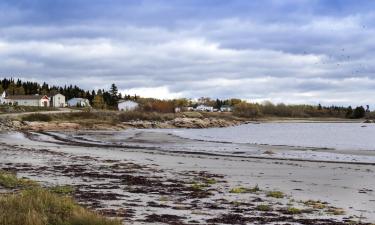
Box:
left=233, top=102, right=261, bottom=119
left=22, top=113, right=52, bottom=122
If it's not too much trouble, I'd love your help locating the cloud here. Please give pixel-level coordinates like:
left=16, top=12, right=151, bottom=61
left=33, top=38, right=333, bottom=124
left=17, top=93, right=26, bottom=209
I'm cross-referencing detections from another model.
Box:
left=0, top=0, right=375, bottom=107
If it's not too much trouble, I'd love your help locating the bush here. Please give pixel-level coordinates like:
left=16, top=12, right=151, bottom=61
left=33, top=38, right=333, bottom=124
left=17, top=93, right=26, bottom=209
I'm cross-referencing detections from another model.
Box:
left=233, top=102, right=261, bottom=119
left=22, top=113, right=52, bottom=122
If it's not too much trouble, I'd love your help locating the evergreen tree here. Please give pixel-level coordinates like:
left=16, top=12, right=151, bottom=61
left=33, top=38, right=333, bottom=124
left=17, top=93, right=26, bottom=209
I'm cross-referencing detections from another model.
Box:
left=352, top=106, right=366, bottom=119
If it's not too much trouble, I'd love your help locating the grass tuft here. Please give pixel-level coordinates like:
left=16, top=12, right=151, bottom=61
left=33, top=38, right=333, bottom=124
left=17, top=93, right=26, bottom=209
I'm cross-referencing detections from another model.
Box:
left=266, top=191, right=284, bottom=198
left=49, top=185, right=75, bottom=195
left=286, top=207, right=302, bottom=214
left=256, top=204, right=272, bottom=211
left=0, top=188, right=121, bottom=225
left=0, top=170, right=38, bottom=189
left=230, top=185, right=260, bottom=194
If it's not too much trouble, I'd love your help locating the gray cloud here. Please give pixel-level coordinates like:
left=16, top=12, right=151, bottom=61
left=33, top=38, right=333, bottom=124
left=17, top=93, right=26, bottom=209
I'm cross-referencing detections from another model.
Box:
left=0, top=1, right=375, bottom=107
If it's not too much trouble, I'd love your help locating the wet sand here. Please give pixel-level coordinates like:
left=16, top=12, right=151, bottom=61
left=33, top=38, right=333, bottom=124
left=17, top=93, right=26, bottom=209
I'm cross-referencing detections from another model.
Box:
left=0, top=131, right=374, bottom=224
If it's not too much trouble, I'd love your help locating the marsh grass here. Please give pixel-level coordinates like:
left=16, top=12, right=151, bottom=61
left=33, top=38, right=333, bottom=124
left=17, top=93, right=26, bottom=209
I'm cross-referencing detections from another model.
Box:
left=0, top=188, right=121, bottom=225
left=22, top=113, right=52, bottom=122
left=0, top=170, right=38, bottom=189
left=49, top=185, right=75, bottom=195
left=286, top=207, right=302, bottom=214
left=266, top=191, right=284, bottom=198
left=256, top=204, right=272, bottom=211
left=229, top=185, right=260, bottom=194
left=0, top=171, right=121, bottom=225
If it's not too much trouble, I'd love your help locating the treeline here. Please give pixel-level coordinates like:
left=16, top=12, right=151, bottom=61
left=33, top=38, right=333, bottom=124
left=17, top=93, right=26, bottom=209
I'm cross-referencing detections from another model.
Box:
left=233, top=101, right=369, bottom=119
left=0, top=78, right=132, bottom=109
left=0, top=78, right=371, bottom=119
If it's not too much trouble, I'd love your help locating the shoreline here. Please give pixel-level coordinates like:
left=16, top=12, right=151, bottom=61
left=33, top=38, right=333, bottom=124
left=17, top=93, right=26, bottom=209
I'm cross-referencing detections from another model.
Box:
left=0, top=130, right=374, bottom=224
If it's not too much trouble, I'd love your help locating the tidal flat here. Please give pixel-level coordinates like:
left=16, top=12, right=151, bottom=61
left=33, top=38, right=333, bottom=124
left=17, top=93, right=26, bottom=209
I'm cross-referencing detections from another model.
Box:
left=0, top=125, right=374, bottom=224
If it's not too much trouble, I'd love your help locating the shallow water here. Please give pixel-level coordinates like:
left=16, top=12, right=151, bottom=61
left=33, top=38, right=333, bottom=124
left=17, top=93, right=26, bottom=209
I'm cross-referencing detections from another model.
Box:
left=52, top=122, right=375, bottom=164
left=165, top=122, right=375, bottom=151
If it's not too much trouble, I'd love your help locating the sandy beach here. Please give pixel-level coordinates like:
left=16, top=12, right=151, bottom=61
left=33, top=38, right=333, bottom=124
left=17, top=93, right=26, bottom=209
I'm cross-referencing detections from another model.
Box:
left=0, top=128, right=374, bottom=224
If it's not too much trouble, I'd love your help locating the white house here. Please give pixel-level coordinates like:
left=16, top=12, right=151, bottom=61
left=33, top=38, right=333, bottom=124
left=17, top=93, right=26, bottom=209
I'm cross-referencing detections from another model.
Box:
left=6, top=95, right=50, bottom=107
left=118, top=100, right=139, bottom=111
left=220, top=105, right=233, bottom=112
left=0, top=91, right=6, bottom=104
left=50, top=93, right=66, bottom=108
left=67, top=98, right=91, bottom=107
left=196, top=104, right=214, bottom=112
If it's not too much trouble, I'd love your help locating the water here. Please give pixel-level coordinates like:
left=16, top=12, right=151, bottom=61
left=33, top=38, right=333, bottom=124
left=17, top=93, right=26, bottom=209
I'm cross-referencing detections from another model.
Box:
left=165, top=122, right=375, bottom=151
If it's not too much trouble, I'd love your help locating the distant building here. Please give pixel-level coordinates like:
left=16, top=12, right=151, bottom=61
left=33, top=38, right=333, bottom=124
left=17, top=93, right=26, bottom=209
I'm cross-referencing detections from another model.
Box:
left=174, top=107, right=181, bottom=113
left=118, top=100, right=139, bottom=111
left=196, top=104, right=214, bottom=112
left=220, top=105, right=233, bottom=112
left=67, top=98, right=91, bottom=107
left=0, top=91, right=6, bottom=104
left=6, top=95, right=50, bottom=107
left=49, top=93, right=66, bottom=108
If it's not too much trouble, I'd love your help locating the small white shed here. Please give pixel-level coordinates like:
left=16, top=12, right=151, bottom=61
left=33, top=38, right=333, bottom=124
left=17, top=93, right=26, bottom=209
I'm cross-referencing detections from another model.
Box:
left=118, top=100, right=139, bottom=111
left=50, top=94, right=66, bottom=108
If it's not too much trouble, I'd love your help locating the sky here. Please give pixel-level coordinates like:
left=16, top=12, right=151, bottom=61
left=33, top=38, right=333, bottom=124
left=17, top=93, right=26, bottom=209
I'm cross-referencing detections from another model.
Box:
left=0, top=0, right=375, bottom=107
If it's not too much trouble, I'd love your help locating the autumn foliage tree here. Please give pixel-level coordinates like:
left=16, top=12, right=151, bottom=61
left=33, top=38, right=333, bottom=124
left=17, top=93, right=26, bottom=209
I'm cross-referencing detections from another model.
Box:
left=233, top=102, right=261, bottom=119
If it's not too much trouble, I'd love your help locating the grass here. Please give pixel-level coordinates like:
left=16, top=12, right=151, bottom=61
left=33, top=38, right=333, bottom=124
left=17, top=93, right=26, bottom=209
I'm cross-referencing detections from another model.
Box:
left=49, top=185, right=75, bottom=195
left=229, top=185, right=260, bottom=194
left=204, top=178, right=217, bottom=185
left=0, top=105, right=55, bottom=114
left=327, top=207, right=346, bottom=215
left=0, top=171, right=121, bottom=225
left=303, top=200, right=327, bottom=209
left=190, top=182, right=208, bottom=191
left=0, top=170, right=38, bottom=189
left=266, top=191, right=284, bottom=198
left=286, top=207, right=302, bottom=214
left=256, top=204, right=272, bottom=211
left=118, top=111, right=175, bottom=122
left=22, top=113, right=52, bottom=122
left=0, top=188, right=121, bottom=225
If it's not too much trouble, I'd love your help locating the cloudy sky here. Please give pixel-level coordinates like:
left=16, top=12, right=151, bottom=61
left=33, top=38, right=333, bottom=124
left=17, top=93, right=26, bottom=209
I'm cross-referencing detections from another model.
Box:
left=1, top=0, right=375, bottom=106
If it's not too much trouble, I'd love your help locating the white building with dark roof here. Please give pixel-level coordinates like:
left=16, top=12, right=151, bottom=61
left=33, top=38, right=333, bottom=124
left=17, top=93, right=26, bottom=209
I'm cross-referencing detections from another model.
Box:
left=6, top=95, right=50, bottom=107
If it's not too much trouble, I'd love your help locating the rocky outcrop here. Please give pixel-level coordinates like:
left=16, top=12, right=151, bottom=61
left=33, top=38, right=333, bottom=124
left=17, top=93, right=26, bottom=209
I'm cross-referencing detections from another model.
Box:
left=1, top=116, right=243, bottom=131
left=0, top=119, right=22, bottom=131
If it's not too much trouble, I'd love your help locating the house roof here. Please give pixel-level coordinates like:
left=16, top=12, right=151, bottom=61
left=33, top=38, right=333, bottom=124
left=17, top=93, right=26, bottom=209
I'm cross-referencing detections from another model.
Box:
left=68, top=98, right=89, bottom=101
left=6, top=95, right=48, bottom=100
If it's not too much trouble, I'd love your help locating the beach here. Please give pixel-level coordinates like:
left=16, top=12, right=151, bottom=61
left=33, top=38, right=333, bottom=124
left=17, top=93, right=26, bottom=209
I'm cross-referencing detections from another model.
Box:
left=0, top=125, right=374, bottom=224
